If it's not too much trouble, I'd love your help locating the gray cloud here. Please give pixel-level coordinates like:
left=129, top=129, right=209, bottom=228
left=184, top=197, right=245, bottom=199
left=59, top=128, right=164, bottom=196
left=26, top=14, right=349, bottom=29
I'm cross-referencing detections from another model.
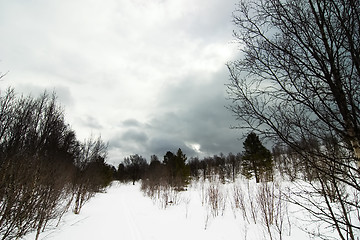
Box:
left=80, top=116, right=103, bottom=130
left=0, top=0, right=242, bottom=164
left=11, top=84, right=74, bottom=106
left=147, top=136, right=197, bottom=158
left=122, top=119, right=142, bottom=128
left=121, top=129, right=149, bottom=143
left=142, top=69, right=243, bottom=158
left=108, top=129, right=149, bottom=159
left=180, top=0, right=237, bottom=42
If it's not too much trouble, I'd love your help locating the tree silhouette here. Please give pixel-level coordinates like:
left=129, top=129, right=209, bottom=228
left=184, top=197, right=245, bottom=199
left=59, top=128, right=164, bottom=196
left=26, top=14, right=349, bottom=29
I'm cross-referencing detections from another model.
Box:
left=123, top=154, right=148, bottom=185
left=242, top=133, right=272, bottom=183
left=227, top=1, right=360, bottom=238
left=163, top=149, right=190, bottom=188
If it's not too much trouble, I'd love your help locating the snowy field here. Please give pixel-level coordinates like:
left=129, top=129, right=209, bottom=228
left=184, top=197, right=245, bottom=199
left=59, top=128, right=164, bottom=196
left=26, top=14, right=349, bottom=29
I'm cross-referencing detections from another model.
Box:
left=22, top=180, right=333, bottom=240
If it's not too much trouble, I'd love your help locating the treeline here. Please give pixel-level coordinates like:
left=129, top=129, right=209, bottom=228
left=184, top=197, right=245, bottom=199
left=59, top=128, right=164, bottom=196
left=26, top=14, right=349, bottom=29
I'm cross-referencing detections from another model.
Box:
left=116, top=149, right=244, bottom=186
left=116, top=133, right=276, bottom=187
left=116, top=149, right=190, bottom=188
left=116, top=131, right=339, bottom=188
left=0, top=88, right=114, bottom=240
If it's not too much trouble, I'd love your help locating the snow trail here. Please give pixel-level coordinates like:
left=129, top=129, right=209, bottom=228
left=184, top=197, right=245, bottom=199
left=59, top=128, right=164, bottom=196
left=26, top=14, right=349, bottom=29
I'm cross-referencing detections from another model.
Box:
left=119, top=186, right=144, bottom=240
left=22, top=181, right=311, bottom=240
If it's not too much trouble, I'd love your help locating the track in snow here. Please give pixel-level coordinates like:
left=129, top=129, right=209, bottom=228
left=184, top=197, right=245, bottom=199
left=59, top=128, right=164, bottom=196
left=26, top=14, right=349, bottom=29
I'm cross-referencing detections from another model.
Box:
left=120, top=188, right=144, bottom=240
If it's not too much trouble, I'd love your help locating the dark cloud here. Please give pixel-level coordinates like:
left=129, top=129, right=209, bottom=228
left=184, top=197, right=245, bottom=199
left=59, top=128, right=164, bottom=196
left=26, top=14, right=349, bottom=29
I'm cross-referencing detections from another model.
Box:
left=109, top=129, right=149, bottom=159
left=121, top=129, right=148, bottom=143
left=146, top=136, right=197, bottom=159
left=122, top=119, right=142, bottom=128
left=0, top=0, right=242, bottom=164
left=144, top=69, right=244, bottom=158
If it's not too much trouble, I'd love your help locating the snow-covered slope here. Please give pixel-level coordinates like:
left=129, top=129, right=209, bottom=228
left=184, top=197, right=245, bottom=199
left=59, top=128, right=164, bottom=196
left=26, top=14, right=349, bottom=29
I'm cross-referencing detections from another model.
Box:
left=22, top=181, right=319, bottom=240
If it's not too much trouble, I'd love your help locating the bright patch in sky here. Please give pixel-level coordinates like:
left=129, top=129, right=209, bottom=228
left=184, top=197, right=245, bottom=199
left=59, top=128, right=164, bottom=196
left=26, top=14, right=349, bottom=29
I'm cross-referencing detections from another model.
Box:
left=186, top=142, right=203, bottom=155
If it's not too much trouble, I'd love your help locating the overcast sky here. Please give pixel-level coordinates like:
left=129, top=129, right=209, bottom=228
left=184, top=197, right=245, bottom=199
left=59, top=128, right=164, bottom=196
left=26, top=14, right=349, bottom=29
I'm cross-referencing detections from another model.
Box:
left=0, top=0, right=244, bottom=165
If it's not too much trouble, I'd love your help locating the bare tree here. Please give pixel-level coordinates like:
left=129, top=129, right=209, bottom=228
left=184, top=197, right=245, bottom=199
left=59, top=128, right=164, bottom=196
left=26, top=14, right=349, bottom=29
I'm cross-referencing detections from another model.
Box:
left=227, top=0, right=360, bottom=239
left=73, top=136, right=108, bottom=214
left=226, top=153, right=241, bottom=182
left=123, top=154, right=148, bottom=185
left=0, top=88, right=113, bottom=239
left=0, top=90, right=80, bottom=240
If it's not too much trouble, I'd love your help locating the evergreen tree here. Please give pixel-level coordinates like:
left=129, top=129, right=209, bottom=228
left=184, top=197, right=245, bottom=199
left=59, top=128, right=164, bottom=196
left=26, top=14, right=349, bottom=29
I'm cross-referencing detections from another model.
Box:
left=175, top=148, right=190, bottom=186
left=163, top=148, right=190, bottom=188
left=241, top=133, right=272, bottom=183
left=163, top=151, right=176, bottom=181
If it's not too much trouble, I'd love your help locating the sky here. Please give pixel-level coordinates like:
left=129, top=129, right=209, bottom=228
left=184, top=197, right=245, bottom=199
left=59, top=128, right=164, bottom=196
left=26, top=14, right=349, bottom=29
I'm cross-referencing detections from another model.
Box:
left=0, top=0, right=244, bottom=166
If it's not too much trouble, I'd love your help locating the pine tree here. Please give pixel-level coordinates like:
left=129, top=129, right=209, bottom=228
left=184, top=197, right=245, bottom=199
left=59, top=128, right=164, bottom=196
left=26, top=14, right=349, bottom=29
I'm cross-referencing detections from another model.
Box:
left=175, top=148, right=190, bottom=187
left=241, top=133, right=272, bottom=183
left=163, top=148, right=190, bottom=188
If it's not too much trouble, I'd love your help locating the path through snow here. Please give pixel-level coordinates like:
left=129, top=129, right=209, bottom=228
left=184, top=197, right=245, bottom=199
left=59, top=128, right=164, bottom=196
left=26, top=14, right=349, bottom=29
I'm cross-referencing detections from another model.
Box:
left=23, top=182, right=308, bottom=240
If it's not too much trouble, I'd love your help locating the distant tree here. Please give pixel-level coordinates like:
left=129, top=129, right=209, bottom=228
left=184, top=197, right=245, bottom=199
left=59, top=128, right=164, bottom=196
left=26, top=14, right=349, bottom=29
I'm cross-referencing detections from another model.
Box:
left=163, top=149, right=190, bottom=188
left=199, top=157, right=210, bottom=179
left=226, top=152, right=241, bottom=182
left=241, top=133, right=272, bottom=183
left=144, top=154, right=167, bottom=190
left=163, top=151, right=175, bottom=167
left=148, top=154, right=164, bottom=179
left=188, top=157, right=201, bottom=178
left=87, top=156, right=115, bottom=188
left=117, top=163, right=126, bottom=182
left=163, top=151, right=176, bottom=181
left=123, top=154, right=148, bottom=185
left=150, top=154, right=159, bottom=163
left=175, top=148, right=190, bottom=186
left=213, top=154, right=226, bottom=182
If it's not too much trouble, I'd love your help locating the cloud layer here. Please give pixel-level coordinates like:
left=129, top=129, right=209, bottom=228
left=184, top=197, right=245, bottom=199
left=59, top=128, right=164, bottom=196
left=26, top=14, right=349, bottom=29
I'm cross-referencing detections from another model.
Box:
left=0, top=0, right=242, bottom=165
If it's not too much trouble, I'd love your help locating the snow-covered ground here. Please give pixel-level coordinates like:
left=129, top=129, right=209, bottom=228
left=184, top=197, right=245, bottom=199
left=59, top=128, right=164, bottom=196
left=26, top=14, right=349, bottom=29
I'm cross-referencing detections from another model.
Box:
left=22, top=180, right=328, bottom=240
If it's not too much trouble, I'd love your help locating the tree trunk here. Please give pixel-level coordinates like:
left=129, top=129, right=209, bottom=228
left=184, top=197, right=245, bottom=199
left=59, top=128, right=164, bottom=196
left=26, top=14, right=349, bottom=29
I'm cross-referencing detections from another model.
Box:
left=74, top=191, right=80, bottom=214
left=350, top=139, right=360, bottom=167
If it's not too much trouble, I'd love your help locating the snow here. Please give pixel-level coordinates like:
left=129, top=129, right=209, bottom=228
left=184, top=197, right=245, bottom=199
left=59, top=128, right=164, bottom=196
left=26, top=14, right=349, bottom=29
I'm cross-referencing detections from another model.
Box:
left=22, top=180, right=327, bottom=240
